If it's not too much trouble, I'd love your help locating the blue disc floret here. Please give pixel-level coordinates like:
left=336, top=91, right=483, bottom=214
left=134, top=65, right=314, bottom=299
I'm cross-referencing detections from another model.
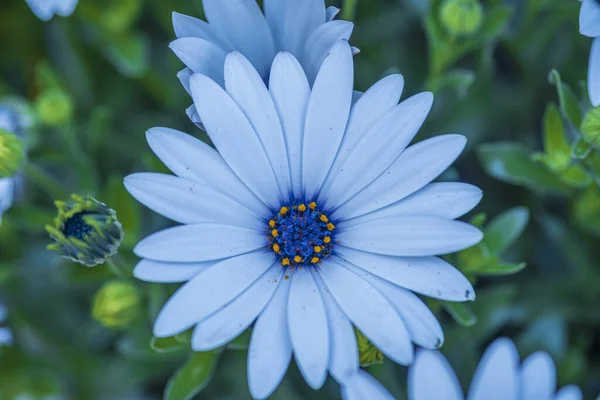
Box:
left=268, top=202, right=335, bottom=266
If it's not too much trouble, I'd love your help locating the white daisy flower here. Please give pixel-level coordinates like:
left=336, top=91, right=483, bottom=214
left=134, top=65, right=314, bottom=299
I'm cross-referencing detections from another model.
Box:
left=24, top=0, right=78, bottom=21
left=409, top=338, right=583, bottom=400
left=125, top=40, right=483, bottom=399
left=170, top=0, right=356, bottom=126
left=580, top=0, right=600, bottom=106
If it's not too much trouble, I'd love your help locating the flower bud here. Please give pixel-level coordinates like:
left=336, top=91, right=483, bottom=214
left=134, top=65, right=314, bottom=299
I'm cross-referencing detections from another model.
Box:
left=46, top=194, right=124, bottom=267
left=0, top=129, right=25, bottom=178
left=92, top=280, right=141, bottom=328
left=35, top=88, right=73, bottom=127
left=355, top=329, right=384, bottom=368
left=439, top=0, right=484, bottom=37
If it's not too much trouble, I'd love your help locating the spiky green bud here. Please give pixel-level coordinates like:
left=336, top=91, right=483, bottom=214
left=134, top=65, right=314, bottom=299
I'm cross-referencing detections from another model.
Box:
left=35, top=88, right=73, bottom=127
left=0, top=129, right=25, bottom=178
left=92, top=280, right=141, bottom=328
left=46, top=194, right=124, bottom=267
left=439, top=0, right=484, bottom=37
left=581, top=107, right=600, bottom=147
left=355, top=329, right=384, bottom=368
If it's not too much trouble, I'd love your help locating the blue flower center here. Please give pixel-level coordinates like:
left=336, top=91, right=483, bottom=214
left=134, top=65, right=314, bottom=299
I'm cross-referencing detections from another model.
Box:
left=268, top=202, right=335, bottom=266
left=62, top=212, right=95, bottom=240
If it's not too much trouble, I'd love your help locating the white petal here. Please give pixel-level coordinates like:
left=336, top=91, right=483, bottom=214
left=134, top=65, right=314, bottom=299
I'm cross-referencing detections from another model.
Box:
left=124, top=173, right=263, bottom=229
left=190, top=73, right=282, bottom=210
left=342, top=370, right=395, bottom=400
left=202, top=0, right=275, bottom=79
left=248, top=275, right=293, bottom=400
left=55, top=0, right=77, bottom=16
left=467, top=338, right=519, bottom=400
left=0, top=327, right=12, bottom=346
left=172, top=12, right=228, bottom=49
left=326, top=6, right=340, bottom=21
left=153, top=251, right=275, bottom=337
left=555, top=385, right=583, bottom=400
left=580, top=0, right=600, bottom=37
left=177, top=68, right=193, bottom=95
left=185, top=104, right=204, bottom=129
left=133, top=259, right=214, bottom=283
left=0, top=178, right=14, bottom=215
left=264, top=0, right=326, bottom=57
left=302, top=21, right=354, bottom=84
left=320, top=259, right=414, bottom=365
left=134, top=223, right=266, bottom=262
left=269, top=52, right=311, bottom=199
left=332, top=134, right=467, bottom=220
left=319, top=74, right=405, bottom=199
left=287, top=267, right=329, bottom=389
left=340, top=261, right=443, bottom=349
left=302, top=40, right=353, bottom=200
left=324, top=92, right=433, bottom=210
left=519, top=352, right=555, bottom=400
left=408, top=350, right=464, bottom=400
left=589, top=37, right=600, bottom=107
left=145, top=127, right=268, bottom=218
left=336, top=247, right=475, bottom=301
left=313, top=271, right=358, bottom=382
left=169, top=38, right=226, bottom=85
left=191, top=263, right=284, bottom=351
left=224, top=52, right=291, bottom=200
left=25, top=0, right=54, bottom=21
left=342, top=183, right=482, bottom=229
left=337, top=215, right=483, bottom=256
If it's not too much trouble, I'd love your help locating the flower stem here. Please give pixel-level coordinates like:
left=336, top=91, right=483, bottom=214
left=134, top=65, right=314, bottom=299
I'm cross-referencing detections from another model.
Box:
left=24, top=163, right=69, bottom=200
left=341, top=0, right=359, bottom=21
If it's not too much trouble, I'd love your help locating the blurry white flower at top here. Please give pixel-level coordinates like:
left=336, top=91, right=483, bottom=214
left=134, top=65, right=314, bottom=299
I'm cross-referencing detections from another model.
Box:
left=170, top=0, right=356, bottom=126
left=579, top=0, right=600, bottom=106
left=0, top=302, right=12, bottom=346
left=409, top=338, right=583, bottom=400
left=24, top=0, right=78, bottom=21
left=125, top=40, right=482, bottom=399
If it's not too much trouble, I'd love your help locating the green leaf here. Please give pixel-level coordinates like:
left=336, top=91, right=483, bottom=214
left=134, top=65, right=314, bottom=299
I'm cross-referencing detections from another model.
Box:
left=558, top=164, right=592, bottom=188
left=481, top=5, right=514, bottom=40
left=548, top=69, right=582, bottom=127
left=483, top=206, right=529, bottom=254
left=427, top=69, right=476, bottom=97
left=151, top=336, right=186, bottom=354
left=478, top=142, right=571, bottom=194
left=444, top=302, right=477, bottom=327
left=102, top=32, right=149, bottom=78
left=539, top=103, right=571, bottom=169
left=571, top=136, right=593, bottom=160
left=477, top=261, right=527, bottom=276
left=164, top=351, right=220, bottom=400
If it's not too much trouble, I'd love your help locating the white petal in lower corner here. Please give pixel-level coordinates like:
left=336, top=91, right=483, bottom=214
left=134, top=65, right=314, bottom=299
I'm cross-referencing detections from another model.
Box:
left=319, top=259, right=414, bottom=365
left=467, top=338, right=519, bottom=400
left=589, top=37, right=600, bottom=107
left=332, top=134, right=467, bottom=220
left=169, top=38, right=227, bottom=86
left=224, top=52, right=291, bottom=200
left=191, top=263, right=283, bottom=351
left=519, top=352, right=556, bottom=400
left=269, top=52, right=311, bottom=200
left=337, top=215, right=483, bottom=256
left=341, top=370, right=395, bottom=400
left=408, top=350, right=464, bottom=400
left=580, top=0, right=600, bottom=37
left=287, top=267, right=329, bottom=389
left=302, top=21, right=354, bottom=84
left=153, top=250, right=275, bottom=337
left=248, top=275, right=293, bottom=400
left=133, top=259, right=214, bottom=283
left=190, top=73, right=282, bottom=210
left=336, top=247, right=475, bottom=302
left=555, top=385, right=583, bottom=400
left=302, top=40, right=353, bottom=200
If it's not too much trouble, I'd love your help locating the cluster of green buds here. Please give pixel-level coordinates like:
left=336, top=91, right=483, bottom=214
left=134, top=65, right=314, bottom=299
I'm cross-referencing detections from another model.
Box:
left=92, top=280, right=141, bottom=328
left=0, top=128, right=25, bottom=178
left=439, top=0, right=484, bottom=37
left=46, top=194, right=124, bottom=267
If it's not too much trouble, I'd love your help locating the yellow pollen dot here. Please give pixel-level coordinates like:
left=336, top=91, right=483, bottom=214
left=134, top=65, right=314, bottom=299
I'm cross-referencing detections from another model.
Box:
left=320, top=214, right=329, bottom=222
left=294, top=255, right=302, bottom=263
left=323, top=236, right=331, bottom=243
left=272, top=244, right=280, bottom=253
left=269, top=220, right=276, bottom=227
left=271, top=229, right=279, bottom=237
left=314, top=246, right=322, bottom=253
left=298, top=204, right=307, bottom=212
left=311, top=257, right=320, bottom=264
left=282, top=258, right=290, bottom=266
left=327, top=223, right=335, bottom=231
left=279, top=206, right=289, bottom=215
left=309, top=202, right=317, bottom=210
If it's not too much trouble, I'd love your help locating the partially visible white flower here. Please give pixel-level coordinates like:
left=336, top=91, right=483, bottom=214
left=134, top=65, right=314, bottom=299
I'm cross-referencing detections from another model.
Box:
left=408, top=338, right=583, bottom=400
left=171, top=0, right=356, bottom=126
left=0, top=302, right=12, bottom=346
left=341, top=370, right=395, bottom=400
left=24, top=0, right=78, bottom=21
left=0, top=178, right=15, bottom=226
left=579, top=0, right=600, bottom=106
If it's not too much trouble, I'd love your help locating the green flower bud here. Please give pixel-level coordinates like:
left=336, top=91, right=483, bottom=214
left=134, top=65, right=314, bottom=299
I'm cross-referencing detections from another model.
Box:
left=355, top=329, right=384, bottom=368
left=92, top=280, right=141, bottom=328
left=439, top=0, right=484, bottom=37
left=0, top=129, right=25, bottom=178
left=581, top=107, right=600, bottom=147
left=35, top=88, right=73, bottom=127
left=46, top=194, right=124, bottom=267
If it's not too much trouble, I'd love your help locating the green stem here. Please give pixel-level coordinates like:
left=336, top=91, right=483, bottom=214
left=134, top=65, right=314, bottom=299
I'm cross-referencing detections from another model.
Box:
left=341, top=0, right=359, bottom=21
left=24, top=163, right=69, bottom=200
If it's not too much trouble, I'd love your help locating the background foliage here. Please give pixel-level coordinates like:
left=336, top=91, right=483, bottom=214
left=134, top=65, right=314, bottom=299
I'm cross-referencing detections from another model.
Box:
left=0, top=0, right=599, bottom=398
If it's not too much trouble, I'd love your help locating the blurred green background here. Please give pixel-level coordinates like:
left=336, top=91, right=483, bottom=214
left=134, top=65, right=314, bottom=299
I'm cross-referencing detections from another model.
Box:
left=0, top=0, right=599, bottom=398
